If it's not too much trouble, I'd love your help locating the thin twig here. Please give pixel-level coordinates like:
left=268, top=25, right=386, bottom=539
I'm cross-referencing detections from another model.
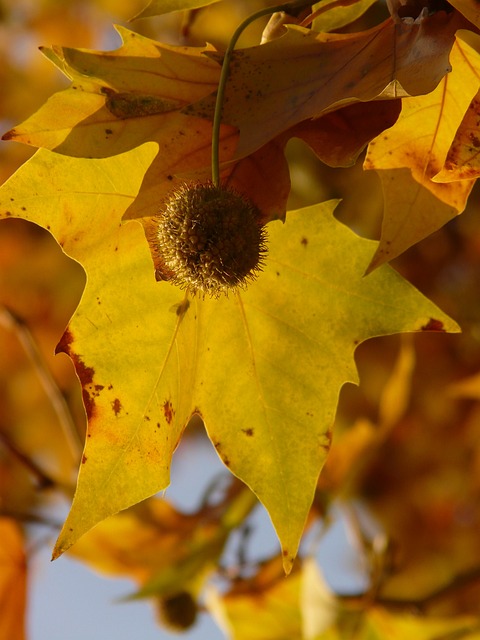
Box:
left=0, top=305, right=82, bottom=460
left=0, top=430, right=56, bottom=489
left=339, top=565, right=480, bottom=613
left=0, top=507, right=63, bottom=530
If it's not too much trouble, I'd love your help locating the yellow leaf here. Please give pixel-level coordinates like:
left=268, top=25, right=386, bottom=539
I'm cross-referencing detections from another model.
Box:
left=4, top=14, right=464, bottom=225
left=378, top=336, right=415, bottom=431
left=10, top=10, right=462, bottom=180
left=0, top=147, right=459, bottom=574
left=69, top=482, right=256, bottom=600
left=437, top=88, right=480, bottom=182
left=435, top=32, right=480, bottom=182
left=4, top=26, right=223, bottom=153
left=301, top=558, right=337, bottom=639
left=365, top=607, right=480, bottom=640
left=367, top=168, right=461, bottom=272
left=207, top=556, right=335, bottom=640
left=312, top=0, right=378, bottom=33
left=2, top=26, right=239, bottom=220
left=364, top=34, right=480, bottom=270
left=2, top=24, right=295, bottom=222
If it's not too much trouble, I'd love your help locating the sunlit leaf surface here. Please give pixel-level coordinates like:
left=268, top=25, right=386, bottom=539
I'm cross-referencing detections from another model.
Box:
left=207, top=556, right=336, bottom=640
left=0, top=145, right=459, bottom=572
left=364, top=34, right=480, bottom=271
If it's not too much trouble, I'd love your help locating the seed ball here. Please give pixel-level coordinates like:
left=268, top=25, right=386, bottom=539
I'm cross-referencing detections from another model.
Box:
left=156, top=182, right=267, bottom=296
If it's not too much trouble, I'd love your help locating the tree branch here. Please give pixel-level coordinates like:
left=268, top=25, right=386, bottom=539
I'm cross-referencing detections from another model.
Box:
left=0, top=305, right=82, bottom=460
left=339, top=565, right=480, bottom=614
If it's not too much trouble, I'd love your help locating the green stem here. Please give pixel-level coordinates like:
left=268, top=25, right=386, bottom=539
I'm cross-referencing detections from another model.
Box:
left=211, top=0, right=312, bottom=187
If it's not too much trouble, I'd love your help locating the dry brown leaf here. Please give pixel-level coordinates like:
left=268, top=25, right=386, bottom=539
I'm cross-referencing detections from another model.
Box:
left=448, top=0, right=480, bottom=29
left=291, top=100, right=402, bottom=168
left=186, top=11, right=466, bottom=160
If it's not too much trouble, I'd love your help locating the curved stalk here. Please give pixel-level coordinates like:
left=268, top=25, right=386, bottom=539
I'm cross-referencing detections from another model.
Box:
left=211, top=0, right=312, bottom=187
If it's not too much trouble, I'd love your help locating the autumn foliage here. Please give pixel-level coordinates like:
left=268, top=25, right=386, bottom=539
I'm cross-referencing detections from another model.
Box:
left=2, top=0, right=480, bottom=637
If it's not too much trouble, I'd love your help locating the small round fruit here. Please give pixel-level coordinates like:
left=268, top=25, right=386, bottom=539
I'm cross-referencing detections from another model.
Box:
left=155, top=182, right=267, bottom=296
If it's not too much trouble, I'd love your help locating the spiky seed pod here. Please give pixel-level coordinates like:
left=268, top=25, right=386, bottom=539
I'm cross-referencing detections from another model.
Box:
left=156, top=591, right=198, bottom=631
left=155, top=182, right=267, bottom=296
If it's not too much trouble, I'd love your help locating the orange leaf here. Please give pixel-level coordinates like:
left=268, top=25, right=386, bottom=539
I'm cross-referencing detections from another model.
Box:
left=435, top=31, right=480, bottom=182
left=364, top=34, right=480, bottom=270
left=437, top=89, right=480, bottom=181
left=186, top=11, right=466, bottom=159
left=122, top=129, right=287, bottom=222
left=449, top=0, right=480, bottom=28
left=367, top=168, right=463, bottom=271
left=291, top=100, right=402, bottom=168
left=0, top=519, right=27, bottom=640
left=69, top=482, right=256, bottom=598
left=3, top=26, right=223, bottom=155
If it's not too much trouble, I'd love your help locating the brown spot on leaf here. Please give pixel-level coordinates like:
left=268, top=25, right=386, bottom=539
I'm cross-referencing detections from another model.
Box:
left=242, top=428, right=254, bottom=436
left=421, top=318, right=445, bottom=332
left=105, top=91, right=181, bottom=119
left=163, top=399, right=175, bottom=424
left=321, top=428, right=333, bottom=453
left=56, top=330, right=98, bottom=419
left=1, top=129, right=15, bottom=141
left=469, top=133, right=480, bottom=148
left=300, top=237, right=308, bottom=246
left=75, top=363, right=96, bottom=419
left=82, top=454, right=87, bottom=464
left=55, top=327, right=74, bottom=355
left=112, top=398, right=122, bottom=416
